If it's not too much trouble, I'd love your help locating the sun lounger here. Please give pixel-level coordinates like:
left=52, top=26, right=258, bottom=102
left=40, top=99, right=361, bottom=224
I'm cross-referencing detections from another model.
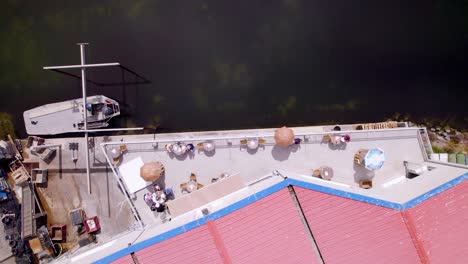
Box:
left=456, top=154, right=465, bottom=165
left=448, top=154, right=457, bottom=163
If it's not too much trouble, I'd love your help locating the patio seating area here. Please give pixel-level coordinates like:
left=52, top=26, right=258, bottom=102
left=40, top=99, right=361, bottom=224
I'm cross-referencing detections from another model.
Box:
left=103, top=125, right=427, bottom=226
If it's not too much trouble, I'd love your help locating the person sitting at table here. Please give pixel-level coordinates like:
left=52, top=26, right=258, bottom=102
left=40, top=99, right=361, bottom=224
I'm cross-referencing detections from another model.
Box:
left=186, top=143, right=195, bottom=152
left=143, top=193, right=153, bottom=203
left=150, top=202, right=166, bottom=212
left=152, top=189, right=166, bottom=203
left=165, top=144, right=174, bottom=153
left=341, top=134, right=351, bottom=143
left=153, top=184, right=161, bottom=192
left=150, top=187, right=167, bottom=212
left=211, top=172, right=230, bottom=183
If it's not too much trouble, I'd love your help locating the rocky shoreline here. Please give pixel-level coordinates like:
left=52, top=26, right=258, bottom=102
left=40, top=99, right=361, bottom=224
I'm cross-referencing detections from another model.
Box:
left=409, top=122, right=467, bottom=154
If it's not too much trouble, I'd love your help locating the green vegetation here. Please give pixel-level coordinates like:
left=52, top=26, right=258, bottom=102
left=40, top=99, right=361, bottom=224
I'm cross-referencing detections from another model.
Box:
left=432, top=145, right=444, bottom=153
left=0, top=112, right=15, bottom=140
left=447, top=140, right=458, bottom=149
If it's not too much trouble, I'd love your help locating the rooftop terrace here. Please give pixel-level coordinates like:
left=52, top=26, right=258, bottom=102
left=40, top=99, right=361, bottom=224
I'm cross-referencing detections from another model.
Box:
left=29, top=124, right=467, bottom=263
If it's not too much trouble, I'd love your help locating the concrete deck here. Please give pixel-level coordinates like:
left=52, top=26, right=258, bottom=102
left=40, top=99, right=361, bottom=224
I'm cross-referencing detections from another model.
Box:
left=32, top=126, right=429, bottom=228
left=23, top=137, right=135, bottom=249
left=23, top=124, right=467, bottom=263
left=104, top=127, right=427, bottom=226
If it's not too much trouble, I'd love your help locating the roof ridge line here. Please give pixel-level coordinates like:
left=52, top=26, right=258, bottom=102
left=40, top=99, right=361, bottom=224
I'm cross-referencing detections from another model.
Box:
left=95, top=172, right=468, bottom=264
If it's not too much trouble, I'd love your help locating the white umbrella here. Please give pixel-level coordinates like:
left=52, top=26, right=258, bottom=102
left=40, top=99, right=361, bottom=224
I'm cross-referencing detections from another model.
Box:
left=203, top=141, right=216, bottom=152
left=247, top=138, right=259, bottom=150
left=363, top=148, right=385, bottom=171
left=172, top=144, right=184, bottom=156
left=110, top=148, right=121, bottom=159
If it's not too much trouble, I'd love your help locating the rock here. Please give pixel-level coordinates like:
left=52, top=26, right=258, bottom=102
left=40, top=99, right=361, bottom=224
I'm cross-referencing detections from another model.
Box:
left=436, top=127, right=441, bottom=131
left=442, top=132, right=448, bottom=137
left=453, top=134, right=464, bottom=144
left=430, top=128, right=436, bottom=132
left=445, top=129, right=451, bottom=133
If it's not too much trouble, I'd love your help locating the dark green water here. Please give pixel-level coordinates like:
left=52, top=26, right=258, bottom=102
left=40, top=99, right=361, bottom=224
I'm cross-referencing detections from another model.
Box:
left=1, top=1, right=467, bottom=137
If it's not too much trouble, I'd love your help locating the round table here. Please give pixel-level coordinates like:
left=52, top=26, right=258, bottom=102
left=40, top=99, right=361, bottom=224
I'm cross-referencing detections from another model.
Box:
left=152, top=191, right=166, bottom=204
left=330, top=135, right=342, bottom=145
left=320, top=166, right=334, bottom=180
left=186, top=181, right=198, bottom=193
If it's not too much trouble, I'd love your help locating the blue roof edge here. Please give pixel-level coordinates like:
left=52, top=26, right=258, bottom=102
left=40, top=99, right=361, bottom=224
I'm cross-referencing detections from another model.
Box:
left=94, top=172, right=468, bottom=264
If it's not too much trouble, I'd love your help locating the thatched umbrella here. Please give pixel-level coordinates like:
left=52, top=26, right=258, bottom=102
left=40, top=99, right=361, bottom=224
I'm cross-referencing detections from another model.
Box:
left=274, top=126, right=295, bottom=147
left=140, top=161, right=164, bottom=182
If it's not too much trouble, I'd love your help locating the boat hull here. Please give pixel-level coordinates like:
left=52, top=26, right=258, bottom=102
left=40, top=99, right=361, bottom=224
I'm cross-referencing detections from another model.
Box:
left=23, top=95, right=120, bottom=135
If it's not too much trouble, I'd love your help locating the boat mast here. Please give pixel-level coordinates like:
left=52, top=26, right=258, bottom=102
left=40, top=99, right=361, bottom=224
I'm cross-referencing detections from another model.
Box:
left=43, top=43, right=148, bottom=195
left=79, top=43, right=91, bottom=195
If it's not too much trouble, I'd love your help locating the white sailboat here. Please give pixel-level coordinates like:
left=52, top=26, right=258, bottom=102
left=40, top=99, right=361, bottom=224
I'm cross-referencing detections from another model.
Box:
left=23, top=95, right=120, bottom=135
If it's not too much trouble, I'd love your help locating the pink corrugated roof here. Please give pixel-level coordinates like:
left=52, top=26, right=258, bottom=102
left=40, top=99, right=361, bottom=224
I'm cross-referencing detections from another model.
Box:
left=110, top=179, right=468, bottom=264
left=122, top=188, right=318, bottom=264
left=407, top=181, right=468, bottom=264
left=135, top=224, right=222, bottom=264
left=214, top=188, right=319, bottom=264
left=110, top=254, right=133, bottom=264
left=294, top=187, right=421, bottom=264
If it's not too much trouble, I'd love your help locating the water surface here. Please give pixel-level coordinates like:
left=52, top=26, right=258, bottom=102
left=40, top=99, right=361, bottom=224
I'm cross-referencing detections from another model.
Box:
left=1, top=1, right=467, bottom=137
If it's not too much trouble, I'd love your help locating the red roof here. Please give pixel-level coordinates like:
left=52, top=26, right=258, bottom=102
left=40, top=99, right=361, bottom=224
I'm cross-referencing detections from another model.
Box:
left=295, top=187, right=420, bottom=264
left=127, top=189, right=318, bottom=264
left=135, top=224, right=222, bottom=264
left=406, top=181, right=468, bottom=263
left=213, top=189, right=318, bottom=264
left=107, top=178, right=468, bottom=264
left=110, top=254, right=133, bottom=264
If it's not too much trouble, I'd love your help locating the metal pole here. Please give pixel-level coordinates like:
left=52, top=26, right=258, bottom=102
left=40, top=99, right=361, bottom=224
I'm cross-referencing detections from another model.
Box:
left=100, top=144, right=144, bottom=229
left=79, top=43, right=92, bottom=195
